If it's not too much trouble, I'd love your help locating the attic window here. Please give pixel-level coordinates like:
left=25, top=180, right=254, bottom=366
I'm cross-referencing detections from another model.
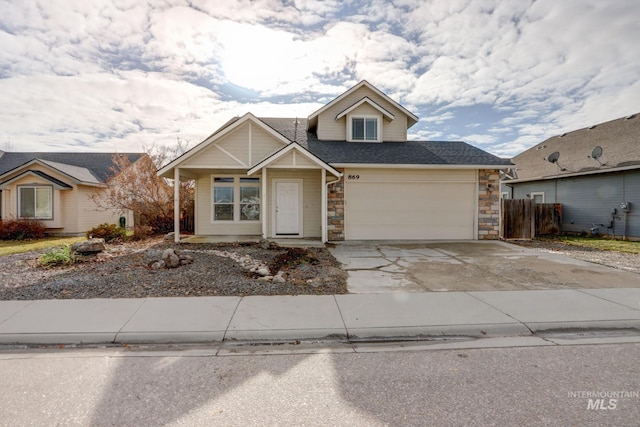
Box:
left=349, top=116, right=380, bottom=142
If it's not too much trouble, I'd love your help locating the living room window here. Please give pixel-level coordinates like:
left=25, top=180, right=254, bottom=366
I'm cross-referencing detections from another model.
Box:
left=212, top=176, right=260, bottom=222
left=18, top=186, right=52, bottom=220
left=349, top=116, right=379, bottom=142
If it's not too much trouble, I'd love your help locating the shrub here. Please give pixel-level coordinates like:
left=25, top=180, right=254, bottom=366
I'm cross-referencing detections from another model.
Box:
left=131, top=225, right=153, bottom=241
left=39, top=245, right=75, bottom=268
left=0, top=218, right=47, bottom=240
left=86, top=223, right=127, bottom=243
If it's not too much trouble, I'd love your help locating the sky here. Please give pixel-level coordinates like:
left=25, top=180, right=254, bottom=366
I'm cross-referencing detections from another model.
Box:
left=0, top=0, right=638, bottom=159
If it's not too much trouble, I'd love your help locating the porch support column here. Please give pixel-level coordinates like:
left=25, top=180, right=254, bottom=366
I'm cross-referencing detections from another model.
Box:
left=321, top=168, right=327, bottom=243
left=261, top=168, right=267, bottom=239
left=174, top=167, right=180, bottom=243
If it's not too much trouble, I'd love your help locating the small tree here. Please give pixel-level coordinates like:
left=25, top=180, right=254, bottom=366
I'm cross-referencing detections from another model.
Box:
left=90, top=139, right=193, bottom=235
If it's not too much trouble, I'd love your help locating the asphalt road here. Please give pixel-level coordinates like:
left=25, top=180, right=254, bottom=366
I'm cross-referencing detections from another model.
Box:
left=0, top=342, right=639, bottom=426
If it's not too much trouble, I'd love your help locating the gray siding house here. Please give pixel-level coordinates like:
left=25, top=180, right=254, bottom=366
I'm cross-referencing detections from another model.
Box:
left=502, top=113, right=640, bottom=239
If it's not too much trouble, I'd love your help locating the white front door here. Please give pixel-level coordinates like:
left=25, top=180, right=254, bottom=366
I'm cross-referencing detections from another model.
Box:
left=275, top=181, right=301, bottom=235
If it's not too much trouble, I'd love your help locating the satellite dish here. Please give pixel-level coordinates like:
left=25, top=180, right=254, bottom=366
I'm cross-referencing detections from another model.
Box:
left=547, top=151, right=560, bottom=163
left=591, top=146, right=603, bottom=159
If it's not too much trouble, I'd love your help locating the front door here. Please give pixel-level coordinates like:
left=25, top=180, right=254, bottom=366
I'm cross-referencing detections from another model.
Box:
left=275, top=181, right=301, bottom=235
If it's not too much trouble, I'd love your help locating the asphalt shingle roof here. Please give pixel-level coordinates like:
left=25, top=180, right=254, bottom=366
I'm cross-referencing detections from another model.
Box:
left=0, top=152, right=144, bottom=183
left=259, top=117, right=511, bottom=166
left=510, top=113, right=640, bottom=181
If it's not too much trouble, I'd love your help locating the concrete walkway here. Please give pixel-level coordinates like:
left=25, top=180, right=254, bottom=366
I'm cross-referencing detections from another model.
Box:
left=2, top=288, right=640, bottom=345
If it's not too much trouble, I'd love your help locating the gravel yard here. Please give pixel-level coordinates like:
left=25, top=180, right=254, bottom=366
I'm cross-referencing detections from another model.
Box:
left=1, top=238, right=638, bottom=300
left=512, top=239, right=640, bottom=274
left=0, top=238, right=347, bottom=300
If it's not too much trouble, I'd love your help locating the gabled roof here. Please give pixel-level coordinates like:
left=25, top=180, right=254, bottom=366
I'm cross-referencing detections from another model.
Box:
left=508, top=113, right=640, bottom=182
left=307, top=80, right=419, bottom=130
left=0, top=170, right=73, bottom=190
left=0, top=152, right=144, bottom=184
left=158, top=113, right=290, bottom=177
left=335, top=97, right=395, bottom=121
left=247, top=142, right=341, bottom=177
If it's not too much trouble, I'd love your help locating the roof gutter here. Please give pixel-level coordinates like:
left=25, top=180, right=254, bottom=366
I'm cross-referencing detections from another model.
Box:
left=505, top=163, right=640, bottom=184
left=331, top=163, right=512, bottom=170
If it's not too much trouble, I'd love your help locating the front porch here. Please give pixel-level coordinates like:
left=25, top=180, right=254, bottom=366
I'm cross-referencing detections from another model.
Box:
left=179, top=235, right=326, bottom=248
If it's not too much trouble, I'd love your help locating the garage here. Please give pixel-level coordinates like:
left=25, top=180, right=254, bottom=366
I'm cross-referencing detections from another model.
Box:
left=344, top=168, right=477, bottom=240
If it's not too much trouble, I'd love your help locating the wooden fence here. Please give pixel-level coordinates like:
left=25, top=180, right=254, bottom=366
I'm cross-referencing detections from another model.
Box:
left=501, top=199, right=562, bottom=239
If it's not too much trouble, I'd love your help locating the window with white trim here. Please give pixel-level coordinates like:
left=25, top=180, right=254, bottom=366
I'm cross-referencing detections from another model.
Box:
left=530, top=192, right=545, bottom=204
left=212, top=176, right=260, bottom=222
left=348, top=116, right=380, bottom=142
left=18, top=186, right=53, bottom=219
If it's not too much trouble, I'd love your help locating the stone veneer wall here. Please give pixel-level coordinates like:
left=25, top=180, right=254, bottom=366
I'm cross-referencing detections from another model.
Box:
left=477, top=169, right=501, bottom=239
left=327, top=173, right=345, bottom=241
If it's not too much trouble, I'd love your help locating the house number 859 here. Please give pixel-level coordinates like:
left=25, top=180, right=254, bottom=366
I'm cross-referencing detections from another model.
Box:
left=347, top=174, right=360, bottom=180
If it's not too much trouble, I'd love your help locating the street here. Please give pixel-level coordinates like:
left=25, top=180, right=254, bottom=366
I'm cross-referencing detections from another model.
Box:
left=0, top=341, right=638, bottom=426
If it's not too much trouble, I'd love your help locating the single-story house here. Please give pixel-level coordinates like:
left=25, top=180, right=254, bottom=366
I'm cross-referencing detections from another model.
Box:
left=0, top=151, right=144, bottom=236
left=159, top=81, right=512, bottom=242
left=502, top=113, right=640, bottom=239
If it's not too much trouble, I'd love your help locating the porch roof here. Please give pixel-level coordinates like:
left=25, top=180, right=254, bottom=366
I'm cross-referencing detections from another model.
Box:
left=247, top=141, right=342, bottom=178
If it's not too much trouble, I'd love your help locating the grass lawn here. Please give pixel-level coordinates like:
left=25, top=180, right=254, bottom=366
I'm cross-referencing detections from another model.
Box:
left=538, top=235, right=640, bottom=254
left=0, top=237, right=86, bottom=257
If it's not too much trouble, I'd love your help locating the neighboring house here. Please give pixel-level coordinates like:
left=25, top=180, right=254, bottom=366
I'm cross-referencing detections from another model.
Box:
left=0, top=151, right=144, bottom=235
left=502, top=113, right=640, bottom=239
left=159, top=81, right=511, bottom=242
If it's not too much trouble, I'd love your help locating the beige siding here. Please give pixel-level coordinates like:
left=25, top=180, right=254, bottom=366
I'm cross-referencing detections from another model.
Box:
left=317, top=86, right=408, bottom=142
left=183, top=122, right=285, bottom=168
left=194, top=174, right=262, bottom=236
left=250, top=124, right=286, bottom=165
left=270, top=150, right=318, bottom=168
left=267, top=170, right=321, bottom=238
left=346, top=168, right=477, bottom=182
left=75, top=185, right=131, bottom=235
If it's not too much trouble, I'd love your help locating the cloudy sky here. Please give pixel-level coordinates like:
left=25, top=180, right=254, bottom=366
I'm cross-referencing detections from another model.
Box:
left=1, top=0, right=638, bottom=158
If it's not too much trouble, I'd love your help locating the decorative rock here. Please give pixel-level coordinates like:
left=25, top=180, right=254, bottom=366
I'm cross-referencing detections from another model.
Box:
left=259, top=238, right=270, bottom=250
left=71, top=238, right=105, bottom=254
left=149, top=260, right=165, bottom=270
left=272, top=272, right=286, bottom=283
left=164, top=232, right=175, bottom=241
left=256, top=268, right=270, bottom=277
left=257, top=276, right=273, bottom=282
left=179, top=254, right=194, bottom=265
left=162, top=248, right=181, bottom=269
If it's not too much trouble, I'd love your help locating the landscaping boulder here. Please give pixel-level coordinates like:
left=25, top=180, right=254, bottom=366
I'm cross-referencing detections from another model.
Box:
left=71, top=238, right=105, bottom=254
left=162, top=248, right=181, bottom=268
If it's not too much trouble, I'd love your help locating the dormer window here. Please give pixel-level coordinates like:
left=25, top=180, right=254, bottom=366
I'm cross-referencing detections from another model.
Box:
left=348, top=115, right=380, bottom=142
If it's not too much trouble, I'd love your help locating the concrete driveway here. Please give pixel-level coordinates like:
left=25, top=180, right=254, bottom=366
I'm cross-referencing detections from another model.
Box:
left=328, top=241, right=640, bottom=293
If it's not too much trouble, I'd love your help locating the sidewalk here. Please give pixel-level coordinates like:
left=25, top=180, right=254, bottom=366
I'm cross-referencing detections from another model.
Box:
left=1, top=288, right=640, bottom=345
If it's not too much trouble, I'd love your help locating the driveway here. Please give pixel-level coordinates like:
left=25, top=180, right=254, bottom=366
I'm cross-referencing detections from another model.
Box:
left=328, top=241, right=640, bottom=293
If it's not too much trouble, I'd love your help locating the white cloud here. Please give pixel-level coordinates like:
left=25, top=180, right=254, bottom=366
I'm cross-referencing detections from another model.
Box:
left=0, top=0, right=638, bottom=158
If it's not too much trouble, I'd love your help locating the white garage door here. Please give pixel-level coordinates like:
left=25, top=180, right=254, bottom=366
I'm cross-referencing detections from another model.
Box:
left=345, top=169, right=477, bottom=240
